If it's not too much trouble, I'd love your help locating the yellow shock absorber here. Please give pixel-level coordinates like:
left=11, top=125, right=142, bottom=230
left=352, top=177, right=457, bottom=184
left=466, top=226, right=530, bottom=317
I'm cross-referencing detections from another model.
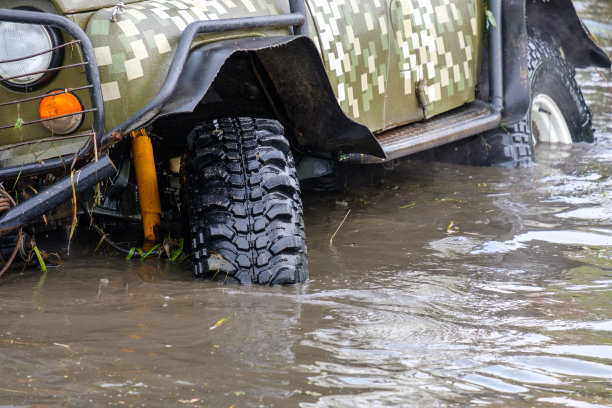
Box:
left=131, top=129, right=161, bottom=242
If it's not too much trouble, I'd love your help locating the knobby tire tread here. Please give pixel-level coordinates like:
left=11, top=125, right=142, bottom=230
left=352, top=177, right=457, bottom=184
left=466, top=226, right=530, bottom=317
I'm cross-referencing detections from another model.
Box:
left=184, top=118, right=307, bottom=285
left=507, top=36, right=593, bottom=165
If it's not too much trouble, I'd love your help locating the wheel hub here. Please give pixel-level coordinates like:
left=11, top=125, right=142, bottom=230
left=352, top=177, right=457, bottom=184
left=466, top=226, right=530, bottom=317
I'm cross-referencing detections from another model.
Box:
left=530, top=93, right=572, bottom=145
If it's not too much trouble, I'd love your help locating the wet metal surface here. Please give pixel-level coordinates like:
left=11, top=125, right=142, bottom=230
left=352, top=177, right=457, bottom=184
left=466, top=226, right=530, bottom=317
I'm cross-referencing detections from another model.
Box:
left=1, top=2, right=612, bottom=406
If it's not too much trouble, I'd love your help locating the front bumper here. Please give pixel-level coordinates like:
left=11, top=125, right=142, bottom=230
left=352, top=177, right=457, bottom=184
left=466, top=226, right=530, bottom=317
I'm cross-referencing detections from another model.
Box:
left=0, top=155, right=116, bottom=236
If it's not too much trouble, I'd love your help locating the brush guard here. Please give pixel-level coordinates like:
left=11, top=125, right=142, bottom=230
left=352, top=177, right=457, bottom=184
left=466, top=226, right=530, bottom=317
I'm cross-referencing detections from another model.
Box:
left=0, top=8, right=105, bottom=179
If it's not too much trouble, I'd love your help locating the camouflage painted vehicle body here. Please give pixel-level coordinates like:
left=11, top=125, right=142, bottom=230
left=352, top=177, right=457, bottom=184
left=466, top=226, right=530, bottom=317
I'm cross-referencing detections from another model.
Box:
left=0, top=0, right=609, bottom=282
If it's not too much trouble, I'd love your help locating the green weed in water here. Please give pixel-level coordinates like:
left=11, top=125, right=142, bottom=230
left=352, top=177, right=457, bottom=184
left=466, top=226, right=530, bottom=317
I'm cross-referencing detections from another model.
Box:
left=33, top=246, right=47, bottom=273
left=170, top=238, right=184, bottom=261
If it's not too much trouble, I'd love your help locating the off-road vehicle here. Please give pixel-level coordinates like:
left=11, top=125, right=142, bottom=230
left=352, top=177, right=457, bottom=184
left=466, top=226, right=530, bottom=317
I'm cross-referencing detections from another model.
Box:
left=0, top=0, right=609, bottom=283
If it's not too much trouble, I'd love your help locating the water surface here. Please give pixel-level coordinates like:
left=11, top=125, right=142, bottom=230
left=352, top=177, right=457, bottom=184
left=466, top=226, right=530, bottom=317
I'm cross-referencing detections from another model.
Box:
left=1, top=2, right=611, bottom=407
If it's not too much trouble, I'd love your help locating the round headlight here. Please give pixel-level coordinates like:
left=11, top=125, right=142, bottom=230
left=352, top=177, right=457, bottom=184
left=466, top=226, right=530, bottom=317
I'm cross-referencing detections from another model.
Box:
left=0, top=22, right=60, bottom=87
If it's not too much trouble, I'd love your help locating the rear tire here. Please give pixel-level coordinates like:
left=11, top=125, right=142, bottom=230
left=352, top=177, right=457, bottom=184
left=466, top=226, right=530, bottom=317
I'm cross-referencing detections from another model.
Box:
left=182, top=118, right=308, bottom=285
left=435, top=36, right=593, bottom=166
left=504, top=36, right=594, bottom=163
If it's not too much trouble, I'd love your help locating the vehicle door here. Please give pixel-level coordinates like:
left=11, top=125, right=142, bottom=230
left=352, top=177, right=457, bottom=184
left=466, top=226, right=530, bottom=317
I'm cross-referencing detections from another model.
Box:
left=306, top=0, right=389, bottom=132
left=385, top=0, right=483, bottom=128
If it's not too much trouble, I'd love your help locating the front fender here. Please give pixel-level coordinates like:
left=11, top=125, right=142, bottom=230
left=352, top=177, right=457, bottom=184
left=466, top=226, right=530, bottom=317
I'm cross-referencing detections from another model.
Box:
left=161, top=36, right=384, bottom=158
left=86, top=0, right=293, bottom=133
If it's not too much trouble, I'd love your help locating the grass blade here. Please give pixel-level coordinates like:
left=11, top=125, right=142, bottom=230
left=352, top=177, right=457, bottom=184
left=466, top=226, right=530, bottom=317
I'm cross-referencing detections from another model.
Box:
left=170, top=238, right=184, bottom=261
left=33, top=246, right=47, bottom=272
left=141, top=244, right=161, bottom=260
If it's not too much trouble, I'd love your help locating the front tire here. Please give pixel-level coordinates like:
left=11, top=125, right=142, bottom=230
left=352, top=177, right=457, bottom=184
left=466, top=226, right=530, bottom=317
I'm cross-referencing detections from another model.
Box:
left=182, top=118, right=308, bottom=285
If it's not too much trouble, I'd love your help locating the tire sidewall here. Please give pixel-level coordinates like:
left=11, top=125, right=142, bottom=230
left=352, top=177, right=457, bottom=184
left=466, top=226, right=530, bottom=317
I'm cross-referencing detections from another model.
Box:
left=527, top=41, right=593, bottom=144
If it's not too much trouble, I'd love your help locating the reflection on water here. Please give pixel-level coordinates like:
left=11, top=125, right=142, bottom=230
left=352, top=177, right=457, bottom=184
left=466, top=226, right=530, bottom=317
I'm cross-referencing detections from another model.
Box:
left=1, top=1, right=612, bottom=407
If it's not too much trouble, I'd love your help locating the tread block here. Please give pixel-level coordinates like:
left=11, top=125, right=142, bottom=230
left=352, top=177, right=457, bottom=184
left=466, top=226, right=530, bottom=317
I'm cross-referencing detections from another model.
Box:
left=250, top=187, right=263, bottom=200
left=243, top=138, right=257, bottom=149
left=257, top=269, right=273, bottom=284
left=249, top=173, right=262, bottom=186
left=253, top=217, right=268, bottom=232
left=233, top=218, right=250, bottom=233
left=270, top=236, right=302, bottom=255
left=256, top=252, right=270, bottom=267
left=257, top=133, right=290, bottom=154
left=207, top=255, right=236, bottom=274
left=269, top=268, right=298, bottom=285
left=251, top=201, right=266, bottom=216
left=258, top=149, right=287, bottom=167
left=247, top=160, right=260, bottom=172
left=262, top=175, right=297, bottom=193
left=235, top=237, right=250, bottom=251
left=205, top=223, right=235, bottom=240
left=202, top=165, right=230, bottom=181
left=268, top=224, right=301, bottom=242
left=198, top=194, right=231, bottom=211
left=265, top=203, right=293, bottom=221
left=237, top=254, right=251, bottom=268
left=230, top=203, right=247, bottom=217
left=255, top=236, right=269, bottom=249
left=229, top=174, right=245, bottom=187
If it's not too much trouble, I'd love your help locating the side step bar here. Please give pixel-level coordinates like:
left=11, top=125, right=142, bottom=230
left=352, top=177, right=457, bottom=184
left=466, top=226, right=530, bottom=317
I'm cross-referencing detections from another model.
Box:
left=339, top=101, right=501, bottom=164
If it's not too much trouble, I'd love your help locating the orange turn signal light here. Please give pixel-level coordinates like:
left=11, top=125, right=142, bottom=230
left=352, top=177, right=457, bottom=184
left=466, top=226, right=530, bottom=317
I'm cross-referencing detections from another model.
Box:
left=39, top=90, right=84, bottom=135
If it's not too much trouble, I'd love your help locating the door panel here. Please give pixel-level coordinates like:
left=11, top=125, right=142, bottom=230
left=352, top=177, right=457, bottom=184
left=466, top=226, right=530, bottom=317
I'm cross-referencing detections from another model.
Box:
left=385, top=0, right=483, bottom=129
left=307, top=0, right=389, bottom=132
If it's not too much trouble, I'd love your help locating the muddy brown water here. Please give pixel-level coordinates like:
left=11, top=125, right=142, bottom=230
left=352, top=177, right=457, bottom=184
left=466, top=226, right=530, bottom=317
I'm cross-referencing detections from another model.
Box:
left=2, top=3, right=612, bottom=407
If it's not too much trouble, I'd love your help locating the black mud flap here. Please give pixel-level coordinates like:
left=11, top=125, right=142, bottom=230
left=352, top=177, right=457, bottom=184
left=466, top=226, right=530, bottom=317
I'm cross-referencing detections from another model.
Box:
left=527, top=0, right=611, bottom=69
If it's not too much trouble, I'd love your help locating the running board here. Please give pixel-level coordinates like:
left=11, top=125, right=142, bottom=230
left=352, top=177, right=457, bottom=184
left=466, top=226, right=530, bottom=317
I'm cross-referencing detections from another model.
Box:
left=339, top=102, right=501, bottom=164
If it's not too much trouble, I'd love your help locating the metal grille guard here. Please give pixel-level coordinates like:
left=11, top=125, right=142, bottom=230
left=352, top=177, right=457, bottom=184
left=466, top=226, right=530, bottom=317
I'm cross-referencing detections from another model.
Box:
left=0, top=8, right=105, bottom=179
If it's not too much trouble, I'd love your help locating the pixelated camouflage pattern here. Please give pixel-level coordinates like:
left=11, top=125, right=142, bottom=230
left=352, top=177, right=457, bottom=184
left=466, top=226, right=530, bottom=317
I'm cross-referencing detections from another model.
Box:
left=89, top=0, right=482, bottom=134
left=307, top=0, right=482, bottom=131
left=306, top=0, right=389, bottom=131
left=388, top=0, right=482, bottom=124
left=0, top=0, right=484, bottom=166
left=85, top=0, right=292, bottom=131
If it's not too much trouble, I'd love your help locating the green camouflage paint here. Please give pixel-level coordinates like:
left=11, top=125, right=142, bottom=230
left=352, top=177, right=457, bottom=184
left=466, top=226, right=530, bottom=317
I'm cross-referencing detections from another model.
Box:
left=87, top=0, right=482, bottom=134
left=388, top=0, right=483, bottom=125
left=306, top=0, right=389, bottom=131
left=0, top=0, right=483, bottom=167
left=85, top=0, right=291, bottom=131
left=307, top=0, right=482, bottom=131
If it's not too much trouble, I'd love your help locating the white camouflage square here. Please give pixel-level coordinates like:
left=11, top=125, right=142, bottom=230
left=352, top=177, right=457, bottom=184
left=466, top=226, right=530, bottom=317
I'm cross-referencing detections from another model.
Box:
left=117, top=19, right=140, bottom=37
left=124, top=58, right=145, bottom=80
left=154, top=34, right=172, bottom=54
left=130, top=39, right=149, bottom=60
left=94, top=46, right=113, bottom=66
left=101, top=81, right=121, bottom=101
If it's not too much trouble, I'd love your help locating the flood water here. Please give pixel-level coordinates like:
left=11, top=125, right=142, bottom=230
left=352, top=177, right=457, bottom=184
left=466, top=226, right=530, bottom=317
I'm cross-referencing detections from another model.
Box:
left=2, top=3, right=612, bottom=407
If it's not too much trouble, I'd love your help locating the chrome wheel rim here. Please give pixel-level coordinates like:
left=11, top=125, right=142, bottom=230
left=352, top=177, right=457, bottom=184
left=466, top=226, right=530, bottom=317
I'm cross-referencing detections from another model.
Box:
left=530, top=94, right=573, bottom=145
